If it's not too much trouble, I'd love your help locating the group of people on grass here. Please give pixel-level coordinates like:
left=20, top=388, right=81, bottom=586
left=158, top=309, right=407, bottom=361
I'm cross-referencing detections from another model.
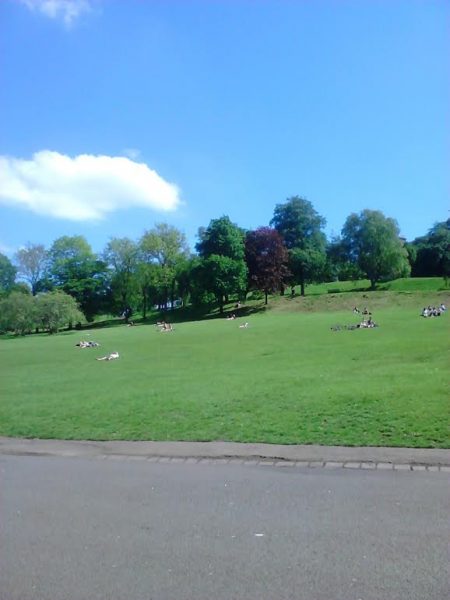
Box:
left=352, top=307, right=377, bottom=328
left=421, top=304, right=446, bottom=318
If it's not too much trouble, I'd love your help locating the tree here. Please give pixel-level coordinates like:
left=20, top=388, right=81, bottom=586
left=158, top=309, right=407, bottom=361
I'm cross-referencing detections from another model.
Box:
left=270, top=196, right=327, bottom=296
left=103, top=237, right=139, bottom=317
left=140, top=223, right=190, bottom=311
left=410, top=220, right=450, bottom=279
left=48, top=236, right=107, bottom=321
left=245, top=227, right=289, bottom=304
left=0, top=253, right=17, bottom=296
left=14, top=243, right=48, bottom=295
left=196, top=216, right=247, bottom=313
left=0, top=292, right=36, bottom=335
left=341, top=209, right=410, bottom=289
left=326, top=236, right=364, bottom=282
left=35, top=290, right=84, bottom=334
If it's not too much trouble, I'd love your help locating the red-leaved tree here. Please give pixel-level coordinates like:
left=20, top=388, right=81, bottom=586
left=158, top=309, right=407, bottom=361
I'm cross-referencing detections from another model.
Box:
left=245, top=227, right=290, bottom=304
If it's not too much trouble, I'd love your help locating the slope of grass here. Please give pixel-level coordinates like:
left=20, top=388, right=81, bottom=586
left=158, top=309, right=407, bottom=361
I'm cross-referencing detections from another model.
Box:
left=1, top=303, right=448, bottom=447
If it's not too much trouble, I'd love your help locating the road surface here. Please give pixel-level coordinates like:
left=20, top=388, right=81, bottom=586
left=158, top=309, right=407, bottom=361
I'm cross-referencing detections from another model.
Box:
left=1, top=455, right=448, bottom=600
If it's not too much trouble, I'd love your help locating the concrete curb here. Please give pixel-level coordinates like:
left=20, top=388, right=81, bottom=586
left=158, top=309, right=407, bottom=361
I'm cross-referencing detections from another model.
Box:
left=1, top=437, right=449, bottom=471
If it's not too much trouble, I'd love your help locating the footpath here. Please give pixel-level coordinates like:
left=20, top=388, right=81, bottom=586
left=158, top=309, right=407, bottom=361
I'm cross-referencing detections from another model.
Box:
left=1, top=437, right=449, bottom=471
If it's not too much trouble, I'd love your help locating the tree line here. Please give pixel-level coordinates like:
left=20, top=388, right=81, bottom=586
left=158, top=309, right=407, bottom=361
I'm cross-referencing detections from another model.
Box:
left=1, top=197, right=449, bottom=333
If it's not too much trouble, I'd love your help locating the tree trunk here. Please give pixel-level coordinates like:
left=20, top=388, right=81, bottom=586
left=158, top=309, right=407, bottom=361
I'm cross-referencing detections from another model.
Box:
left=264, top=290, right=268, bottom=305
left=300, top=278, right=305, bottom=297
left=142, top=288, right=147, bottom=319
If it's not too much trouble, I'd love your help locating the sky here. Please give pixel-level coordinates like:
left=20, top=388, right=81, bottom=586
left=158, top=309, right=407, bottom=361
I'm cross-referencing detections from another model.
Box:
left=0, top=0, right=448, bottom=258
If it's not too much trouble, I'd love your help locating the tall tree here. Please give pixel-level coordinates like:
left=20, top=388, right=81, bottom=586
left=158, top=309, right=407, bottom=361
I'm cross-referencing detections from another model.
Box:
left=48, top=236, right=107, bottom=321
left=410, top=219, right=450, bottom=279
left=245, top=227, right=289, bottom=304
left=270, top=196, right=327, bottom=296
left=0, top=253, right=17, bottom=296
left=196, top=216, right=247, bottom=313
left=14, top=243, right=48, bottom=295
left=140, top=223, right=190, bottom=310
left=341, top=209, right=410, bottom=289
left=103, top=237, right=139, bottom=317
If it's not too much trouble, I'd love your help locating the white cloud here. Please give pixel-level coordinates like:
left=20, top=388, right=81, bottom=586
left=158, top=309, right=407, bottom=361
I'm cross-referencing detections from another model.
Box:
left=20, top=0, right=92, bottom=26
left=0, top=150, right=182, bottom=222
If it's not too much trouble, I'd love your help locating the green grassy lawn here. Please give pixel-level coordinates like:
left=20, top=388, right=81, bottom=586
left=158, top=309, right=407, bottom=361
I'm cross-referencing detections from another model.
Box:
left=1, top=300, right=449, bottom=447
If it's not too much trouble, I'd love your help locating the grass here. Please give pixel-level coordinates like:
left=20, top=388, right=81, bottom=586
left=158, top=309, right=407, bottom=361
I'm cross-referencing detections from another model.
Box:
left=1, top=295, right=449, bottom=448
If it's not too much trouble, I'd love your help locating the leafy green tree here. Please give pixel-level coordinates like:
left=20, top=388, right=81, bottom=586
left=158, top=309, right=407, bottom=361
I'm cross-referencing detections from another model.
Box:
left=341, top=210, right=410, bottom=289
left=135, top=262, right=159, bottom=319
left=0, top=292, right=36, bottom=335
left=0, top=253, right=17, bottom=296
left=270, top=197, right=327, bottom=296
left=103, top=237, right=139, bottom=317
left=35, top=290, right=84, bottom=334
left=197, top=255, right=247, bottom=313
left=140, top=224, right=190, bottom=310
left=196, top=216, right=247, bottom=313
left=14, top=243, right=48, bottom=295
left=48, top=236, right=107, bottom=321
left=410, top=220, right=450, bottom=279
left=326, top=236, right=364, bottom=282
left=245, top=227, right=289, bottom=304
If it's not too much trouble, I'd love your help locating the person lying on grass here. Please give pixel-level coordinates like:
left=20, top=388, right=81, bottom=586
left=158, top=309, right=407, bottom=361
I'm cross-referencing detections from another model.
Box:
left=96, top=351, right=119, bottom=361
left=76, top=341, right=100, bottom=348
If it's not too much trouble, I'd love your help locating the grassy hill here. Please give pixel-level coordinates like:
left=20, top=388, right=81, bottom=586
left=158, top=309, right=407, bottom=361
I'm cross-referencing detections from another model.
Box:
left=1, top=280, right=449, bottom=448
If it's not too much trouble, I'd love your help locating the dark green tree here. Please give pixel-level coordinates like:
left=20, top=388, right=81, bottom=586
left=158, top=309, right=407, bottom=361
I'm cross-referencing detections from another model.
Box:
left=341, top=210, right=410, bottom=289
left=410, top=220, right=450, bottom=280
left=48, top=236, right=107, bottom=321
left=196, top=216, right=247, bottom=313
left=270, top=196, right=327, bottom=296
left=0, top=253, right=17, bottom=296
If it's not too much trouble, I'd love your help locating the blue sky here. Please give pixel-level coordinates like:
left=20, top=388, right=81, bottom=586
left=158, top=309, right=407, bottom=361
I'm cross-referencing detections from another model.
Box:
left=1, top=0, right=448, bottom=257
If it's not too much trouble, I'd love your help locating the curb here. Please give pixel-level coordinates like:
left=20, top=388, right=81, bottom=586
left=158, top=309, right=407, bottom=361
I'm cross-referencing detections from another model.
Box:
left=1, top=437, right=449, bottom=472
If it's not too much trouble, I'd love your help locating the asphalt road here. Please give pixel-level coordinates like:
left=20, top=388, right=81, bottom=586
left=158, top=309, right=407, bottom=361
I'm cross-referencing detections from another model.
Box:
left=1, top=455, right=448, bottom=600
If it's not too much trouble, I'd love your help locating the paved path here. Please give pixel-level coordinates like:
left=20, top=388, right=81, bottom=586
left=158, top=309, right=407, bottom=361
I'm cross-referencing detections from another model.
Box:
left=1, top=436, right=449, bottom=470
left=1, top=454, right=448, bottom=600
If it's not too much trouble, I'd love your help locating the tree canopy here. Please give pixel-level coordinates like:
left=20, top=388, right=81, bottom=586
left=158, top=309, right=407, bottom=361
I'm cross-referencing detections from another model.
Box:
left=14, top=243, right=48, bottom=295
left=341, top=210, right=410, bottom=289
left=196, top=216, right=247, bottom=313
left=270, top=196, right=327, bottom=295
left=245, top=227, right=289, bottom=304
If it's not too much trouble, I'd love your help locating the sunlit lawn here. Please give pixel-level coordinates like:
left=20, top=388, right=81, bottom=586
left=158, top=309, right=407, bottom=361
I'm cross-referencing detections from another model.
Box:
left=0, top=306, right=448, bottom=447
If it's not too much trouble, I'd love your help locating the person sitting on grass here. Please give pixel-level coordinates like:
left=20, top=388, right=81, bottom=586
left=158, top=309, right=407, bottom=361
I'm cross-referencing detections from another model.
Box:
left=97, top=351, right=119, bottom=361
left=227, top=313, right=236, bottom=320
left=239, top=322, right=249, bottom=329
left=160, top=322, right=174, bottom=332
